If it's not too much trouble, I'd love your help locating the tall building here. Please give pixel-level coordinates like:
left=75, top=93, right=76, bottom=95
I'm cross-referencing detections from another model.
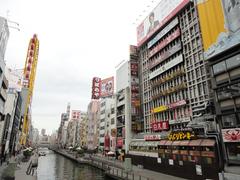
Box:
left=41, top=128, right=46, bottom=136
left=197, top=0, right=240, bottom=175
left=127, top=1, right=220, bottom=179
left=98, top=97, right=116, bottom=153
left=0, top=17, right=9, bottom=157
left=87, top=100, right=100, bottom=150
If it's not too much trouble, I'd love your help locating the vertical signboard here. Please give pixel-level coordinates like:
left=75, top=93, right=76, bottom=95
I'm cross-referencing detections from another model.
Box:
left=100, top=76, right=114, bottom=97
left=92, top=77, right=101, bottom=99
left=130, top=45, right=141, bottom=132
left=197, top=0, right=240, bottom=59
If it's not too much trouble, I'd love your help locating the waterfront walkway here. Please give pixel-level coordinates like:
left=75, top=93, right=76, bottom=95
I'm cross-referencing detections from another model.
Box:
left=0, top=154, right=37, bottom=180
left=54, top=149, right=185, bottom=180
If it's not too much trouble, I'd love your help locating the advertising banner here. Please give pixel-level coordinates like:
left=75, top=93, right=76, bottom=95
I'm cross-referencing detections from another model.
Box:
left=7, top=69, right=23, bottom=92
left=137, top=0, right=189, bottom=46
left=100, top=76, right=114, bottom=97
left=197, top=0, right=240, bottom=59
left=92, top=77, right=101, bottom=99
left=71, top=110, right=81, bottom=120
left=151, top=121, right=169, bottom=132
left=222, top=128, right=240, bottom=142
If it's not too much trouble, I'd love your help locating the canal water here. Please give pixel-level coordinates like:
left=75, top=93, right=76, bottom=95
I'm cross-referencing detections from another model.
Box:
left=37, top=148, right=111, bottom=180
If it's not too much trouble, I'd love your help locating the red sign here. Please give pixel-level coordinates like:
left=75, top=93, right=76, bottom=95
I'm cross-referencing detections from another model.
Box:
left=144, top=135, right=161, bottom=141
left=92, top=77, right=101, bottom=99
left=151, top=121, right=169, bottom=132
left=168, top=100, right=186, bottom=109
left=222, top=128, right=240, bottom=142
left=130, top=63, right=138, bottom=76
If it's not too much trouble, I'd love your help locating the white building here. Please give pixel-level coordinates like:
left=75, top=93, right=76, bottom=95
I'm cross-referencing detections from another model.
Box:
left=99, top=97, right=115, bottom=152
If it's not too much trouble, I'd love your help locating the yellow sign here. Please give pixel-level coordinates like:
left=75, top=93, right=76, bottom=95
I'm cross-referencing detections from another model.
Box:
left=168, top=131, right=195, bottom=141
left=153, top=106, right=168, bottom=113
left=197, top=0, right=240, bottom=59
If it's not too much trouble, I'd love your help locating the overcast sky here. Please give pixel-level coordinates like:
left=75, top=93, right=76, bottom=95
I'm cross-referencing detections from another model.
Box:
left=0, top=0, right=159, bottom=134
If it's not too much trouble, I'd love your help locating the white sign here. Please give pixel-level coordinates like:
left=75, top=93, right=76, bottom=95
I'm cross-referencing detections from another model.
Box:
left=157, top=158, right=162, bottom=163
left=137, top=0, right=189, bottom=45
left=149, top=54, right=183, bottom=79
left=169, top=159, right=174, bottom=165
left=169, top=117, right=191, bottom=125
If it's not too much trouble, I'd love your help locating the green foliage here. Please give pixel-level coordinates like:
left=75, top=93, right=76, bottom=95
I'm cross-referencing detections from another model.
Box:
left=23, top=149, right=32, bottom=157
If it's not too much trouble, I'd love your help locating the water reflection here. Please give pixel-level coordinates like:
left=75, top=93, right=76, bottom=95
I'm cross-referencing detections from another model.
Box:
left=37, top=148, right=109, bottom=180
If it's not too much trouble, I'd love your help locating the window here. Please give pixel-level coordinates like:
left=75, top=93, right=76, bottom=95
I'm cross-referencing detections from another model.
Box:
left=226, top=54, right=240, bottom=69
left=213, top=61, right=226, bottom=74
left=111, top=108, right=115, bottom=114
left=226, top=143, right=240, bottom=162
left=111, top=118, right=115, bottom=125
left=222, top=114, right=237, bottom=128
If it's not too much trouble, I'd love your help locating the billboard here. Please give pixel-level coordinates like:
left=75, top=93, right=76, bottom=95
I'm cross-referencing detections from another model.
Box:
left=222, top=128, right=240, bottom=142
left=6, top=68, right=23, bottom=92
left=197, top=0, right=240, bottom=59
left=71, top=110, right=81, bottom=120
left=92, top=77, right=101, bottom=99
left=100, top=76, right=114, bottom=97
left=137, top=0, right=189, bottom=46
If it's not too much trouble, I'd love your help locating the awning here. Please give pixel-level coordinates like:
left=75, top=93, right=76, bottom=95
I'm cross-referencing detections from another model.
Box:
left=200, top=139, right=215, bottom=146
left=180, top=140, right=190, bottom=146
left=159, top=140, right=167, bottom=145
left=189, top=139, right=202, bottom=146
left=172, top=141, right=181, bottom=146
left=165, top=141, right=173, bottom=146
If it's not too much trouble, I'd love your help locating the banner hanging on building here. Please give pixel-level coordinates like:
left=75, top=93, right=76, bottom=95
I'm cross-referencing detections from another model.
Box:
left=92, top=77, right=101, bottom=99
left=197, top=0, right=240, bottom=59
left=100, top=76, right=114, bottom=97
left=222, top=128, right=240, bottom=142
left=137, top=0, right=189, bottom=46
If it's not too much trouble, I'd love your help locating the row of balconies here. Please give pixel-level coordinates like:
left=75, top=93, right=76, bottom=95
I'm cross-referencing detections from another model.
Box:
left=151, top=68, right=185, bottom=88
left=151, top=82, right=187, bottom=100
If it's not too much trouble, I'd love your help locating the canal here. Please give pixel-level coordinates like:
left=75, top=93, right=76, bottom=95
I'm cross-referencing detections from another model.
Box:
left=37, top=148, right=112, bottom=180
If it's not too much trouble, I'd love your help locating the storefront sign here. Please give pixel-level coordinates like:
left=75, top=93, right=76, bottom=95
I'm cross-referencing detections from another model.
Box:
left=168, top=100, right=187, bottom=109
left=149, top=54, right=183, bottom=79
left=153, top=106, right=168, bottom=113
left=144, top=134, right=161, bottom=141
left=151, top=121, right=169, bottom=132
left=168, top=131, right=195, bottom=141
left=152, top=100, right=187, bottom=114
left=222, top=128, right=240, bottom=142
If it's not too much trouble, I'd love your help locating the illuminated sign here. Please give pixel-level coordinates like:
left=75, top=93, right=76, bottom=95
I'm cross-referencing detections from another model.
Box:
left=151, top=121, right=169, bottom=132
left=168, top=131, right=195, bottom=141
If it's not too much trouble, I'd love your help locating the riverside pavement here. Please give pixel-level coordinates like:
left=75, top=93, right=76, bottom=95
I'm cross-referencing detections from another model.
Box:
left=55, top=149, right=185, bottom=180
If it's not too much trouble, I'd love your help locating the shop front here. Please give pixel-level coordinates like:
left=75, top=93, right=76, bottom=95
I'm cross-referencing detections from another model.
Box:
left=127, top=130, right=220, bottom=179
left=222, top=128, right=240, bottom=165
